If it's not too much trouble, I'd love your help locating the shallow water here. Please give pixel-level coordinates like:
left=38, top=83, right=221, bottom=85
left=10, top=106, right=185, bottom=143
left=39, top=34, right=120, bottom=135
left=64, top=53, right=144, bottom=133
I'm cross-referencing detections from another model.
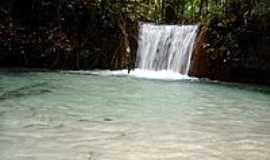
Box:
left=0, top=70, right=270, bottom=160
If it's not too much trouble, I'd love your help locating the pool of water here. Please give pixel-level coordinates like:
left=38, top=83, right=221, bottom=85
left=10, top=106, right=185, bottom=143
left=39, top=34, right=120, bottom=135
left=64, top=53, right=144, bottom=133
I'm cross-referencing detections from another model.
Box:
left=0, top=69, right=270, bottom=160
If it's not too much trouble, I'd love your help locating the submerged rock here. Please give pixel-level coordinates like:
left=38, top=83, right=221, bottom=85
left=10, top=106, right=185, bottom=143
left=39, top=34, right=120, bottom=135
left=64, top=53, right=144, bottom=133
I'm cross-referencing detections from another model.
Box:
left=103, top=118, right=113, bottom=122
left=0, top=83, right=52, bottom=100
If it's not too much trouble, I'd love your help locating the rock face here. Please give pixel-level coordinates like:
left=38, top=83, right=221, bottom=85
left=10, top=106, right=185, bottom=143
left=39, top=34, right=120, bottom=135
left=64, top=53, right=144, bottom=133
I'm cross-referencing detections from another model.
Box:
left=189, top=23, right=270, bottom=85
left=188, top=26, right=209, bottom=78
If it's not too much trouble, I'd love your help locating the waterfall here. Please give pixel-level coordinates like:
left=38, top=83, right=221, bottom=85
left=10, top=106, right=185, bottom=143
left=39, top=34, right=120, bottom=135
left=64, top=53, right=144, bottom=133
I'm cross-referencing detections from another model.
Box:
left=76, top=23, right=199, bottom=80
left=136, top=23, right=198, bottom=75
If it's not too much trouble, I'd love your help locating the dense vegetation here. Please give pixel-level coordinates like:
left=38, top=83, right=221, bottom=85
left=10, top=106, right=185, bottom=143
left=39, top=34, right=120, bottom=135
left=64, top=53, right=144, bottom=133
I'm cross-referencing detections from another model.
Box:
left=0, top=0, right=270, bottom=84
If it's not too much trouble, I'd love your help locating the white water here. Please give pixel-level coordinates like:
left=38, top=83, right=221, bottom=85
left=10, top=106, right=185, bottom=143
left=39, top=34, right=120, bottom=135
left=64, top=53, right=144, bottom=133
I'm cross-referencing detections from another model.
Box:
left=68, top=69, right=194, bottom=80
left=136, top=23, right=198, bottom=75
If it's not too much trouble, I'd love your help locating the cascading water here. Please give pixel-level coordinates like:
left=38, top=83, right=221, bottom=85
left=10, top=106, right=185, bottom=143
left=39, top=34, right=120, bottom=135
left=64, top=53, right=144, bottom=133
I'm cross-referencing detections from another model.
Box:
left=71, top=23, right=199, bottom=80
left=136, top=23, right=198, bottom=75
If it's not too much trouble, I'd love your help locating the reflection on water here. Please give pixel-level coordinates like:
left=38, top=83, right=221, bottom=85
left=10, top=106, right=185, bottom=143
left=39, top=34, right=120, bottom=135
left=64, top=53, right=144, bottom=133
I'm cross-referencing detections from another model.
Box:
left=0, top=70, right=270, bottom=160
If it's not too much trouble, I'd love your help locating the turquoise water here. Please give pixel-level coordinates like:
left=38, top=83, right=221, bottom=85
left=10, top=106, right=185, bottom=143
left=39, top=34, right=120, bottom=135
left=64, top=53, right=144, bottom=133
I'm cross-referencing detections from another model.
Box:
left=0, top=70, right=270, bottom=160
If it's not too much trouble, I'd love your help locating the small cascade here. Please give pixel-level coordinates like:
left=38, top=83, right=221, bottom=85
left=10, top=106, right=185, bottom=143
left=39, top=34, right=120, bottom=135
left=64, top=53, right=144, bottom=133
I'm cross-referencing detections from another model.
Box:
left=136, top=23, right=198, bottom=75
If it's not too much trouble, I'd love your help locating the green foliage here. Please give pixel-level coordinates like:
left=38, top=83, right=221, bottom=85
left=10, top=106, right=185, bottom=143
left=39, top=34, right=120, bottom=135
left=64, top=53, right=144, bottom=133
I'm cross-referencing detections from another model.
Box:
left=1, top=0, right=269, bottom=25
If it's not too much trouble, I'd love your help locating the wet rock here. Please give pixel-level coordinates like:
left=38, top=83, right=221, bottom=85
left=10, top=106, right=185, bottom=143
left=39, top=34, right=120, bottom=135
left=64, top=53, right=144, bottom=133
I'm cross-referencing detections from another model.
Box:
left=189, top=26, right=209, bottom=77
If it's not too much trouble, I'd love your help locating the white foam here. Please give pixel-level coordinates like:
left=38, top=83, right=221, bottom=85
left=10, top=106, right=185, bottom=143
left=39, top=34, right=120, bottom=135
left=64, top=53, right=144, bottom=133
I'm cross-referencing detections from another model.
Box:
left=129, top=69, right=192, bottom=80
left=65, top=69, right=197, bottom=80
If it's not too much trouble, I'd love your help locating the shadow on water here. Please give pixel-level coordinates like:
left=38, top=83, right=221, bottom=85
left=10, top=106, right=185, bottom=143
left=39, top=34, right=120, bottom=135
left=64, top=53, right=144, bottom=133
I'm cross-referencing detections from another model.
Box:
left=0, top=67, right=50, bottom=73
left=197, top=78, right=270, bottom=95
left=0, top=82, right=52, bottom=101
